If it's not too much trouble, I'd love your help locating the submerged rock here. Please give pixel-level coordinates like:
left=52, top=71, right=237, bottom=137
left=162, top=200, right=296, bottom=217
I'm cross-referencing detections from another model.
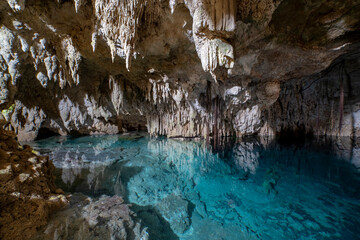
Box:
left=263, top=167, right=281, bottom=195
left=0, top=120, right=68, bottom=240
left=33, top=194, right=149, bottom=240
left=82, top=195, right=148, bottom=240
left=155, top=193, right=191, bottom=234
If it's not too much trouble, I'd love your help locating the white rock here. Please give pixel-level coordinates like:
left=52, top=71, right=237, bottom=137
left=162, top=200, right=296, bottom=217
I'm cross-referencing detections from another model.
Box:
left=6, top=0, right=25, bottom=12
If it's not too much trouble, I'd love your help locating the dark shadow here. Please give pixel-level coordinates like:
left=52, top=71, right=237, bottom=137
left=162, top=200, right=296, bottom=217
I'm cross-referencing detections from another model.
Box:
left=186, top=199, right=196, bottom=227
left=68, top=130, right=87, bottom=138
left=35, top=127, right=60, bottom=140
left=131, top=205, right=179, bottom=240
left=276, top=125, right=314, bottom=147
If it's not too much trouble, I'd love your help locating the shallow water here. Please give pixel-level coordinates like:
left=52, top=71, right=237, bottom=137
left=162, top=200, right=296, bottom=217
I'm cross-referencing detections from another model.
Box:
left=28, top=134, right=360, bottom=240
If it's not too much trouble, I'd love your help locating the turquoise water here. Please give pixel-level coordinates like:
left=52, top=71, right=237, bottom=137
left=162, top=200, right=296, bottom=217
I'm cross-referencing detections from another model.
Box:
left=28, top=134, right=360, bottom=240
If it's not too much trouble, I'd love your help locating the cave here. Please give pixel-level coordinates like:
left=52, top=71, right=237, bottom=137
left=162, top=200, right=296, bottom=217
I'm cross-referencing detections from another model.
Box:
left=35, top=127, right=60, bottom=140
left=1, top=0, right=360, bottom=239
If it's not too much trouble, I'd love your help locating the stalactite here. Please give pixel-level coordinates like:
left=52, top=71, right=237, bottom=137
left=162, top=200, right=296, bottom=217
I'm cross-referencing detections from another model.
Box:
left=206, top=80, right=212, bottom=145
left=73, top=0, right=83, bottom=13
left=338, top=63, right=344, bottom=132
left=213, top=95, right=220, bottom=150
left=94, top=0, right=161, bottom=70
left=316, top=103, right=320, bottom=134
left=192, top=0, right=236, bottom=80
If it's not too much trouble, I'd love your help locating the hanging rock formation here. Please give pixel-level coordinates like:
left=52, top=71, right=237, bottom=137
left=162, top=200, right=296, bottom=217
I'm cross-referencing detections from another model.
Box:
left=0, top=0, right=360, bottom=141
left=192, top=0, right=236, bottom=80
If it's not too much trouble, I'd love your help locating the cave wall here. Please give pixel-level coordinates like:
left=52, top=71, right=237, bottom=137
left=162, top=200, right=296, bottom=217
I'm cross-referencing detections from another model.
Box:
left=266, top=48, right=360, bottom=138
left=1, top=0, right=360, bottom=141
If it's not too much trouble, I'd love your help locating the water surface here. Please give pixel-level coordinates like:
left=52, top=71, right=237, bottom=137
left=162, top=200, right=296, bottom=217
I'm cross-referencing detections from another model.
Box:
left=28, top=134, right=360, bottom=240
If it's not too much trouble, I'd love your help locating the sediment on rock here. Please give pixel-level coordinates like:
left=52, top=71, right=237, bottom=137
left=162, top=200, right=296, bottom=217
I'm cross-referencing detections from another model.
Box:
left=0, top=119, right=68, bottom=240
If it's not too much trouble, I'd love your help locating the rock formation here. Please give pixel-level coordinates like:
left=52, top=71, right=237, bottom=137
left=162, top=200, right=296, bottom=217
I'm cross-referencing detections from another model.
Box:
left=0, top=0, right=360, bottom=141
left=0, top=119, right=67, bottom=240
left=33, top=194, right=149, bottom=240
left=267, top=49, right=360, bottom=137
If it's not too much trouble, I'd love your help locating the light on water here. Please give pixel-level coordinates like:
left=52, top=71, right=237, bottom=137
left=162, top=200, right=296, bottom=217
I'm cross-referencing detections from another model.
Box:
left=28, top=134, right=360, bottom=240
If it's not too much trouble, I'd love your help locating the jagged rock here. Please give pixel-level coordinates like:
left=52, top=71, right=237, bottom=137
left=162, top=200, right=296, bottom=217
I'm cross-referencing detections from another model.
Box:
left=33, top=194, right=149, bottom=240
left=0, top=120, right=68, bottom=240
left=6, top=0, right=25, bottom=12
left=82, top=195, right=149, bottom=240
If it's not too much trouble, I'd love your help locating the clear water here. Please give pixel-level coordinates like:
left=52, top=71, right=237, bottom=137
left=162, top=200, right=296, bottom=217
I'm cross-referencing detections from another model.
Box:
left=27, top=134, right=360, bottom=240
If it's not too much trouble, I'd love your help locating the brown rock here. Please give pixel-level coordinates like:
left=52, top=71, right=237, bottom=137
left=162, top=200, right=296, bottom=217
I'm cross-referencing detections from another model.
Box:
left=0, top=122, right=68, bottom=240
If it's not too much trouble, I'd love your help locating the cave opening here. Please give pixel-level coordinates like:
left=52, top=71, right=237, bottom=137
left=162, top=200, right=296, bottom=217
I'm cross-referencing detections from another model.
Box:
left=35, top=127, right=60, bottom=140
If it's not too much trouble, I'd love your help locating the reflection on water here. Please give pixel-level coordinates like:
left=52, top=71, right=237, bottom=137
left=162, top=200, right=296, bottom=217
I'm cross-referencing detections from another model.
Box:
left=28, top=134, right=360, bottom=240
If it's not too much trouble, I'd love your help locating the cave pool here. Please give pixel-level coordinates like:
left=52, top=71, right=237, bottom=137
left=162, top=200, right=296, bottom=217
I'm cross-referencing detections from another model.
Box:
left=27, top=134, right=360, bottom=240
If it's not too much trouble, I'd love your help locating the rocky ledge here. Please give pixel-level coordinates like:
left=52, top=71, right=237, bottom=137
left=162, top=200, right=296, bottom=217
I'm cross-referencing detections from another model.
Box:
left=0, top=119, right=67, bottom=240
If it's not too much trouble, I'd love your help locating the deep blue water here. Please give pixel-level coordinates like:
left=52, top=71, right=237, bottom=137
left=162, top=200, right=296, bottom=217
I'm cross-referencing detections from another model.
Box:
left=28, top=134, right=360, bottom=240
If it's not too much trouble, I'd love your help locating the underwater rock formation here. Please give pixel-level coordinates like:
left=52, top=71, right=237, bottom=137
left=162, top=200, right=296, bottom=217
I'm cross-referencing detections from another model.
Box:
left=33, top=194, right=149, bottom=240
left=0, top=0, right=360, bottom=140
left=31, top=134, right=360, bottom=239
left=155, top=193, right=190, bottom=234
left=0, top=119, right=67, bottom=240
